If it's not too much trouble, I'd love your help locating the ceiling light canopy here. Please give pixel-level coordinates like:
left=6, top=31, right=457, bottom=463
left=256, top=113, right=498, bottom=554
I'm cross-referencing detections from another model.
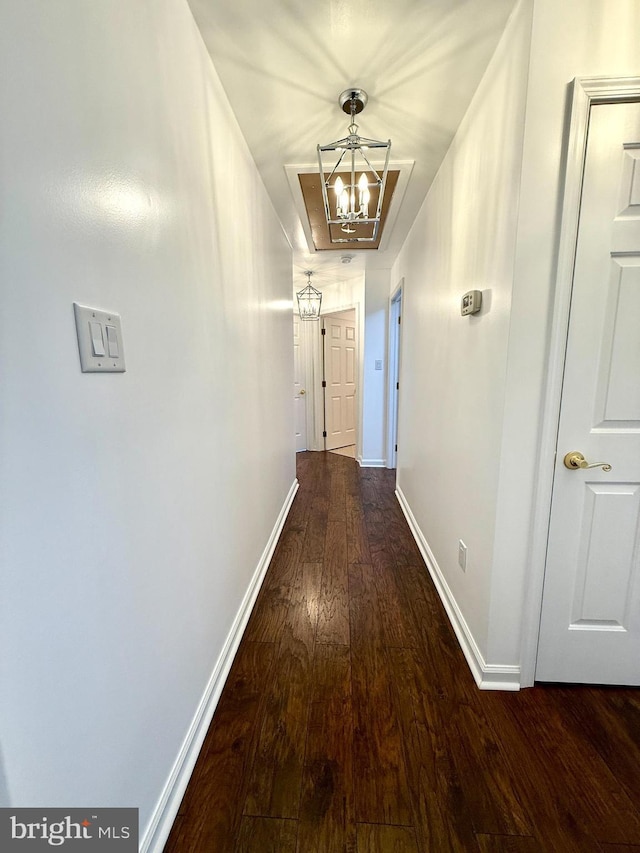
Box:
left=317, top=88, right=391, bottom=245
left=296, top=271, right=322, bottom=320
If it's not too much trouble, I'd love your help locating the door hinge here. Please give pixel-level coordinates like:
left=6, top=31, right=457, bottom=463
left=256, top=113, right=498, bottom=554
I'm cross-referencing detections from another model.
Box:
left=323, top=430, right=327, bottom=438
left=396, top=381, right=399, bottom=390
left=321, top=327, right=326, bottom=336
left=398, top=315, right=401, bottom=324
left=322, top=380, right=326, bottom=387
left=395, top=444, right=398, bottom=452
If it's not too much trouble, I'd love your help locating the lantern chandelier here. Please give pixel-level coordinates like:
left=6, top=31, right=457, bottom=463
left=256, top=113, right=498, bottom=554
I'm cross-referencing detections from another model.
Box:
left=296, top=271, right=322, bottom=321
left=317, top=88, right=391, bottom=244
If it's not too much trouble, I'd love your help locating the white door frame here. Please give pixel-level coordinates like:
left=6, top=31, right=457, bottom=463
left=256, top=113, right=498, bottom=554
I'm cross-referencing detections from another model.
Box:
left=386, top=279, right=403, bottom=469
left=293, top=313, right=309, bottom=452
left=520, top=76, right=640, bottom=688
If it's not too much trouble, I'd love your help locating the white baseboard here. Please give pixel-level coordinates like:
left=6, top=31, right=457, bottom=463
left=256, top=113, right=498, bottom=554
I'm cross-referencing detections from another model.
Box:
left=395, top=486, right=520, bottom=692
left=141, top=478, right=300, bottom=853
left=357, top=456, right=386, bottom=468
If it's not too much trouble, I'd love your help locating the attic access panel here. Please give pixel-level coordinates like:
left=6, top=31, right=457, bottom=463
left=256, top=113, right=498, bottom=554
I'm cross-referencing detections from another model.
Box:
left=299, top=170, right=399, bottom=251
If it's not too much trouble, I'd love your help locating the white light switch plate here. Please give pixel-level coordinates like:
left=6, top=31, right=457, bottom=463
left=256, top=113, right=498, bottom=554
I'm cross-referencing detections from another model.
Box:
left=73, top=303, right=126, bottom=373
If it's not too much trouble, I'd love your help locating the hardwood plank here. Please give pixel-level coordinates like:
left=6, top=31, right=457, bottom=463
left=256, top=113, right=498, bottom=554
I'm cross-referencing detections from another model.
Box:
left=316, top=521, right=350, bottom=645
left=328, top=468, right=347, bottom=521
left=367, top=534, right=420, bottom=650
left=551, top=686, right=640, bottom=813
left=163, top=641, right=275, bottom=853
left=448, top=701, right=532, bottom=836
left=236, top=816, right=298, bottom=852
left=385, top=515, right=424, bottom=566
left=244, top=523, right=306, bottom=643
left=503, top=688, right=640, bottom=845
left=301, top=493, right=329, bottom=562
left=396, top=562, right=478, bottom=703
left=264, top=523, right=306, bottom=589
left=349, top=563, right=412, bottom=826
left=297, top=643, right=355, bottom=853
left=389, top=647, right=532, bottom=840
left=388, top=647, right=480, bottom=852
left=243, top=583, right=293, bottom=644
left=476, top=835, right=544, bottom=852
left=344, top=458, right=361, bottom=496
left=287, top=478, right=313, bottom=527
left=311, top=455, right=332, bottom=499
left=360, top=475, right=385, bottom=526
left=346, top=492, right=371, bottom=564
left=243, top=562, right=321, bottom=818
left=356, top=823, right=419, bottom=853
left=480, top=692, right=608, bottom=852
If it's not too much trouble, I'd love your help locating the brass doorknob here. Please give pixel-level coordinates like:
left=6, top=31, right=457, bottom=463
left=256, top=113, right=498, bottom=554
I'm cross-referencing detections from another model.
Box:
left=563, top=451, right=611, bottom=472
left=299, top=389, right=306, bottom=396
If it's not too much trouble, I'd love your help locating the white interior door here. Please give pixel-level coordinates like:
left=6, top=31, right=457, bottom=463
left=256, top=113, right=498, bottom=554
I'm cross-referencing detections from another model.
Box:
left=536, top=100, right=640, bottom=685
left=293, top=316, right=307, bottom=452
left=324, top=312, right=357, bottom=451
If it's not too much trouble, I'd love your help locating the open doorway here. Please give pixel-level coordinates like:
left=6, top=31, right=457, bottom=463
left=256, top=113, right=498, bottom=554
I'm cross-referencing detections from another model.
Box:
left=323, top=309, right=357, bottom=456
left=387, top=282, right=402, bottom=468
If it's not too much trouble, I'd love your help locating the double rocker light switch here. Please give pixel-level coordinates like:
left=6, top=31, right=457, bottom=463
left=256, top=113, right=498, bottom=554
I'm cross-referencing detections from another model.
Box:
left=74, top=303, right=126, bottom=373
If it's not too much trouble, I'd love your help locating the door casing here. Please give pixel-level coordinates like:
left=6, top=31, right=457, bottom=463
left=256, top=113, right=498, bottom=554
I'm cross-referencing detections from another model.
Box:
left=387, top=280, right=403, bottom=469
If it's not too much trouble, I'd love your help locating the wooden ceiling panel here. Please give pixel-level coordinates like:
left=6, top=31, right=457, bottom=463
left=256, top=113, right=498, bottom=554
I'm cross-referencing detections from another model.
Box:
left=298, top=170, right=400, bottom=251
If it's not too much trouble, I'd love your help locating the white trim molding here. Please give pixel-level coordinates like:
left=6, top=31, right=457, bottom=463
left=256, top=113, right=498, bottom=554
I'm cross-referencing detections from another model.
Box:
left=141, top=478, right=300, bottom=853
left=520, top=76, right=640, bottom=688
left=358, top=457, right=386, bottom=468
left=396, top=486, right=521, bottom=691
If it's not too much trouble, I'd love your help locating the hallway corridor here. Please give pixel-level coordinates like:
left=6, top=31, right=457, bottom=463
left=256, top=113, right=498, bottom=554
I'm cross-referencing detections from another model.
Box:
left=165, top=452, right=640, bottom=852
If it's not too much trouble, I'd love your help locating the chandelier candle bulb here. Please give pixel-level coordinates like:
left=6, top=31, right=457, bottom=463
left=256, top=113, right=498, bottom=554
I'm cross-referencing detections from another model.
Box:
left=358, top=172, right=368, bottom=201
left=334, top=176, right=345, bottom=215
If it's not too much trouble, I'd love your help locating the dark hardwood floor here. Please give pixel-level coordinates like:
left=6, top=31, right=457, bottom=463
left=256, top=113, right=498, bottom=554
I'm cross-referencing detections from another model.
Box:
left=164, top=451, right=640, bottom=852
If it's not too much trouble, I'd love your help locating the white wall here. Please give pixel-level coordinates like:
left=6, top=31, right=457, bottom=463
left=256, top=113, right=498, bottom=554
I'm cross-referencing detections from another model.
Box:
left=391, top=0, right=533, bottom=668
left=491, top=0, right=640, bottom=671
left=0, top=0, right=294, bottom=843
left=361, top=270, right=390, bottom=466
left=393, top=0, right=640, bottom=686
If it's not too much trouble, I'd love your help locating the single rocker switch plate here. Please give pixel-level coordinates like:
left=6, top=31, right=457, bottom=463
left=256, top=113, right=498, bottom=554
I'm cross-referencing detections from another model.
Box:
left=74, top=303, right=126, bottom=373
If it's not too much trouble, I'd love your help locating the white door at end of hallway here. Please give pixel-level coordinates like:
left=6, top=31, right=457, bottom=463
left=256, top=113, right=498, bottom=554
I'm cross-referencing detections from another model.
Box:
left=293, top=316, right=307, bottom=452
left=536, top=100, right=640, bottom=685
left=324, top=313, right=357, bottom=451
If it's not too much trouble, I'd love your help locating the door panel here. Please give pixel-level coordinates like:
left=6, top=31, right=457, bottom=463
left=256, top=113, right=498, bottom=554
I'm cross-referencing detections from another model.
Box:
left=536, top=100, right=640, bottom=684
left=570, top=483, right=640, bottom=628
left=595, top=259, right=640, bottom=423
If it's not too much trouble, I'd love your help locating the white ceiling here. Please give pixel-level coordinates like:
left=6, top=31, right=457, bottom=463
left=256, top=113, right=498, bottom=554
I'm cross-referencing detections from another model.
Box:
left=188, top=0, right=517, bottom=284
